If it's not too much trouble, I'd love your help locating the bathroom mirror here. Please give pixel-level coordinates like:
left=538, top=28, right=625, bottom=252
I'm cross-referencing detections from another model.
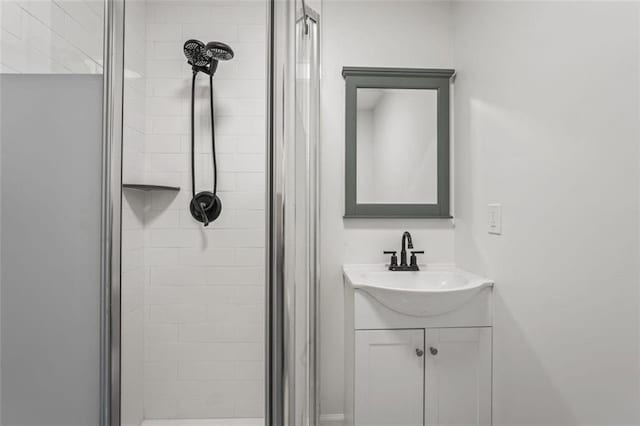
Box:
left=343, top=67, right=454, bottom=218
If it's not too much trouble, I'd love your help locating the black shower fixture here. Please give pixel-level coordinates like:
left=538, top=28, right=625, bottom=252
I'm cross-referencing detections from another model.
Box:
left=183, top=39, right=234, bottom=76
left=183, top=39, right=234, bottom=226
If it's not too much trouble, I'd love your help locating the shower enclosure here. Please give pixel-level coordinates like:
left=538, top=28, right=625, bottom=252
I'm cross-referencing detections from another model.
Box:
left=111, top=0, right=320, bottom=425
left=0, top=0, right=318, bottom=425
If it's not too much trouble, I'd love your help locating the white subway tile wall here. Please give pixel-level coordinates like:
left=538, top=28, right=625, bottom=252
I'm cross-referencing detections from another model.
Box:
left=0, top=0, right=104, bottom=73
left=122, top=190, right=147, bottom=426
left=142, top=1, right=266, bottom=419
left=122, top=1, right=148, bottom=425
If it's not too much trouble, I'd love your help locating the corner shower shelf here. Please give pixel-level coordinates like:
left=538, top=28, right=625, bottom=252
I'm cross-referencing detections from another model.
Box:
left=122, top=183, right=180, bottom=192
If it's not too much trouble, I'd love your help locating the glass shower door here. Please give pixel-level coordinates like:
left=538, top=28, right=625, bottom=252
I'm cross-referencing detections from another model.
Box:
left=0, top=1, right=116, bottom=425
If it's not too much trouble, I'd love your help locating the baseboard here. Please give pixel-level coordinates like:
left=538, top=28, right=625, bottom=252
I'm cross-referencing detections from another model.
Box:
left=319, top=413, right=345, bottom=426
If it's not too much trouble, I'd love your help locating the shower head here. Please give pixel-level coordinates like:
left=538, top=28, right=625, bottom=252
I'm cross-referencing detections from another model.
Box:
left=205, top=41, right=234, bottom=61
left=184, top=39, right=233, bottom=75
left=183, top=39, right=209, bottom=67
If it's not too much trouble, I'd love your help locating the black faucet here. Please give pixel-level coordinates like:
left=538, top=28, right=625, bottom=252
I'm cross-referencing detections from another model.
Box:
left=384, top=231, right=424, bottom=271
left=400, top=231, right=413, bottom=267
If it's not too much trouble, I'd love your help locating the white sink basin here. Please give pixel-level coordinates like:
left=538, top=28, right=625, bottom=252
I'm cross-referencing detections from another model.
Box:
left=343, top=264, right=493, bottom=316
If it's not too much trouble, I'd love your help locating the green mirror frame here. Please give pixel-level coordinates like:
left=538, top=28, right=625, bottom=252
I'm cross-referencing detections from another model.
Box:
left=343, top=67, right=455, bottom=218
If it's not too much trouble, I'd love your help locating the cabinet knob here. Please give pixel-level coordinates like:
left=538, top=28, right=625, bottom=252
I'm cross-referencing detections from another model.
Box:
left=415, top=348, right=424, bottom=357
left=429, top=346, right=438, bottom=356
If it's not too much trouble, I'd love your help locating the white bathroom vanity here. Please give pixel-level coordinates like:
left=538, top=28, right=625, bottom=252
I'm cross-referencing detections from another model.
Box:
left=343, top=264, right=494, bottom=426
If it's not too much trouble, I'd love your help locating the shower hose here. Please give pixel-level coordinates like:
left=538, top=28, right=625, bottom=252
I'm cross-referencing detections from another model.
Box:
left=189, top=70, right=218, bottom=225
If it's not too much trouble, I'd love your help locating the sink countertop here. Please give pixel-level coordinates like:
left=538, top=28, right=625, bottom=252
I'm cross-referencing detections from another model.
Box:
left=343, top=263, right=493, bottom=316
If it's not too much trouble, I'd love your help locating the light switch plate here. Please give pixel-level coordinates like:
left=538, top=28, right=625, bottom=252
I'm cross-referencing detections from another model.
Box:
left=488, top=204, right=502, bottom=235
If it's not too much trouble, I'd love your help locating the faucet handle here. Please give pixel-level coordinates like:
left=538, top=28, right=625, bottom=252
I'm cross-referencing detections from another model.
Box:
left=410, top=250, right=424, bottom=267
left=383, top=251, right=398, bottom=267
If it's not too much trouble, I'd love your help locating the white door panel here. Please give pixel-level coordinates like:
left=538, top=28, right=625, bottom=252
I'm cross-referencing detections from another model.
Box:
left=425, top=328, right=492, bottom=426
left=355, top=329, right=425, bottom=426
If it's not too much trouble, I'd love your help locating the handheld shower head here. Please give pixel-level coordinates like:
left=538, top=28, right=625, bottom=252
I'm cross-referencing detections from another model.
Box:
left=183, top=39, right=209, bottom=67
left=205, top=41, right=234, bottom=61
left=183, top=39, right=234, bottom=75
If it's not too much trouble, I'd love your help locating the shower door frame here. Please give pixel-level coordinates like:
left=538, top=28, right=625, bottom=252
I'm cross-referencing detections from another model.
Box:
left=266, top=0, right=291, bottom=424
left=102, top=0, right=125, bottom=425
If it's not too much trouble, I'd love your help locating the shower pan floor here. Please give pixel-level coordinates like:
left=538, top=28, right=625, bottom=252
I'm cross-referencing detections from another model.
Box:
left=141, top=419, right=263, bottom=426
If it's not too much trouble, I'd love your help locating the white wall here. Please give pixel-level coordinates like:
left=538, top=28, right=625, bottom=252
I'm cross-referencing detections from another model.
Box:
left=452, top=2, right=640, bottom=424
left=320, top=0, right=455, bottom=416
left=141, top=1, right=266, bottom=419
left=0, top=0, right=103, bottom=73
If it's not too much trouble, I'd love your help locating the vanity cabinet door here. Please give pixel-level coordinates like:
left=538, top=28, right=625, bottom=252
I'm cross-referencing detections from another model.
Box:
left=425, top=327, right=492, bottom=426
left=355, top=329, right=424, bottom=426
